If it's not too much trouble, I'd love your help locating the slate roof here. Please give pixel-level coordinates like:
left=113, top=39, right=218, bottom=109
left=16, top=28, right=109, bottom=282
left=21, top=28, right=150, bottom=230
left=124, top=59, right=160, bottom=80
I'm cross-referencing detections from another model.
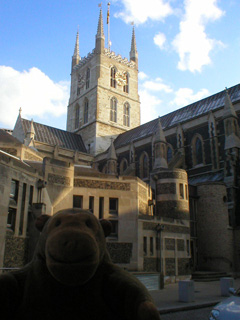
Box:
left=114, top=83, right=240, bottom=149
left=188, top=171, right=224, bottom=185
left=0, top=129, right=22, bottom=145
left=21, top=119, right=87, bottom=153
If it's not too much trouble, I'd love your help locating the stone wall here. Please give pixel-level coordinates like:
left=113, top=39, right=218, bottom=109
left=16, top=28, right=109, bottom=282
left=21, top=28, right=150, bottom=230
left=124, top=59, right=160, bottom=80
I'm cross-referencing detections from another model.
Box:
left=3, top=230, right=28, bottom=268
left=165, top=258, right=175, bottom=276
left=143, top=257, right=158, bottom=272
left=197, top=182, right=234, bottom=272
left=107, top=242, right=132, bottom=264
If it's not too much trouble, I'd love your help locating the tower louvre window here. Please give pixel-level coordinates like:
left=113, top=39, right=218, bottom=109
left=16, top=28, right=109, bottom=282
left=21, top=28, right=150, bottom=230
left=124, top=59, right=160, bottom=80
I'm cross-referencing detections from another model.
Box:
left=75, top=105, right=80, bottom=129
left=110, top=98, right=117, bottom=122
left=123, top=102, right=130, bottom=127
left=84, top=99, right=89, bottom=124
left=86, top=68, right=90, bottom=89
left=123, top=73, right=129, bottom=93
left=110, top=67, right=116, bottom=88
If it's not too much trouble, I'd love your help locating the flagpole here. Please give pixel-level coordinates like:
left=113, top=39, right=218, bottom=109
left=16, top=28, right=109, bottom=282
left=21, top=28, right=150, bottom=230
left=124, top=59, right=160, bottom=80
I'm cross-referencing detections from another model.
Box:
left=107, top=2, right=111, bottom=51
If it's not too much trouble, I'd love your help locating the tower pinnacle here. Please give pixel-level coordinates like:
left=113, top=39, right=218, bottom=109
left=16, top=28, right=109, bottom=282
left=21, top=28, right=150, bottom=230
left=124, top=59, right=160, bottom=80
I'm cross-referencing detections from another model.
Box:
left=153, top=118, right=168, bottom=169
left=72, top=30, right=80, bottom=69
left=130, top=25, right=138, bottom=66
left=223, top=88, right=237, bottom=119
left=95, top=8, right=105, bottom=54
left=106, top=138, right=117, bottom=175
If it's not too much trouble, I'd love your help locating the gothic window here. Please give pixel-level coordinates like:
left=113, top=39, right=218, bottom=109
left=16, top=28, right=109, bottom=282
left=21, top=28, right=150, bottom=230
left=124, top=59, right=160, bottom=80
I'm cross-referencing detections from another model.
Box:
left=84, top=99, right=89, bottom=124
left=195, top=138, right=203, bottom=164
left=110, top=98, right=117, bottom=122
left=192, top=135, right=204, bottom=166
left=102, top=164, right=107, bottom=174
left=234, top=119, right=239, bottom=136
left=120, top=158, right=128, bottom=174
left=75, top=104, right=80, bottom=129
left=123, top=73, right=129, bottom=93
left=167, top=146, right=173, bottom=163
left=123, top=102, right=130, bottom=127
left=139, top=152, right=149, bottom=179
left=110, top=67, right=116, bottom=88
left=86, top=68, right=90, bottom=89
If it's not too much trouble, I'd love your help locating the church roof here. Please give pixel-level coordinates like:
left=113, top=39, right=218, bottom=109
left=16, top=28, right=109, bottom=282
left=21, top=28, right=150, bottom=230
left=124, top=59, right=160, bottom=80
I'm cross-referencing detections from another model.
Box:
left=0, top=129, right=22, bottom=145
left=21, top=119, right=87, bottom=153
left=114, top=83, right=240, bottom=149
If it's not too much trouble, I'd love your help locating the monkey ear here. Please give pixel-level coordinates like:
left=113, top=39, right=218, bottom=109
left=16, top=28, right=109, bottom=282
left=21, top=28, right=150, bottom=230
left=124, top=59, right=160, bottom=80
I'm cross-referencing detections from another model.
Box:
left=99, top=219, right=112, bottom=237
left=35, top=215, right=51, bottom=232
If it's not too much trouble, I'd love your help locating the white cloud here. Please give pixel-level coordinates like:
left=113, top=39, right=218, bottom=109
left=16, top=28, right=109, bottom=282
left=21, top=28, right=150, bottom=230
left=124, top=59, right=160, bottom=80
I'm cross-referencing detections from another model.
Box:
left=138, top=71, right=149, bottom=81
left=142, top=77, right=172, bottom=93
left=154, top=32, right=166, bottom=49
left=0, top=66, right=69, bottom=127
left=139, top=89, right=161, bottom=123
left=172, top=0, right=224, bottom=72
left=114, top=0, right=173, bottom=24
left=171, top=87, right=210, bottom=107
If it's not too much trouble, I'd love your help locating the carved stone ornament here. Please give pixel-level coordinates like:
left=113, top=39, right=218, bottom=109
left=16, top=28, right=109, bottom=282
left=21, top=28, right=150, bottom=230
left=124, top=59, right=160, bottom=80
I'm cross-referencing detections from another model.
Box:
left=115, top=71, right=127, bottom=86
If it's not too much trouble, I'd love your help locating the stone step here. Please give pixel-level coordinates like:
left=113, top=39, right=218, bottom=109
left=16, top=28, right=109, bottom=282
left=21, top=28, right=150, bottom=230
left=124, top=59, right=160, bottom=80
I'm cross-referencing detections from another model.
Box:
left=192, top=271, right=231, bottom=282
left=133, top=273, right=160, bottom=291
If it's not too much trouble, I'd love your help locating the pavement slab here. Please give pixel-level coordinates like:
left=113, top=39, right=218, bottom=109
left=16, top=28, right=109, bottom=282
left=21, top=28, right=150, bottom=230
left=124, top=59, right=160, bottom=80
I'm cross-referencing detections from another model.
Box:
left=149, top=278, right=240, bottom=314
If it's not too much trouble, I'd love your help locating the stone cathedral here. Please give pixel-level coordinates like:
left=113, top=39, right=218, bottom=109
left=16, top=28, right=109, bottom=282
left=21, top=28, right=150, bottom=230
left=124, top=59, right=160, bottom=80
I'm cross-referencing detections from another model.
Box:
left=1, top=7, right=240, bottom=284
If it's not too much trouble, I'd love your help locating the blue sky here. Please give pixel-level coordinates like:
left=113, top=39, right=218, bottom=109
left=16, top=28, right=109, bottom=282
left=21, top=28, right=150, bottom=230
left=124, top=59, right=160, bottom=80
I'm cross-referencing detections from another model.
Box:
left=0, top=0, right=239, bottom=130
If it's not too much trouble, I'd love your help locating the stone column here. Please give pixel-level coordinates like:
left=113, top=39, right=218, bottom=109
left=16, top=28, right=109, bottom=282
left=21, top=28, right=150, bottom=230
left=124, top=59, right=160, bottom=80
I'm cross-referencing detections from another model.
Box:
left=14, top=181, right=23, bottom=237
left=0, top=165, right=11, bottom=269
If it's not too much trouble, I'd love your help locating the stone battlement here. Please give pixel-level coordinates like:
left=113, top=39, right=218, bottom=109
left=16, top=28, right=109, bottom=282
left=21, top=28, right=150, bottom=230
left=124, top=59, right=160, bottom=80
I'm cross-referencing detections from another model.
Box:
left=74, top=50, right=96, bottom=71
left=104, top=49, right=136, bottom=68
left=73, top=48, right=136, bottom=70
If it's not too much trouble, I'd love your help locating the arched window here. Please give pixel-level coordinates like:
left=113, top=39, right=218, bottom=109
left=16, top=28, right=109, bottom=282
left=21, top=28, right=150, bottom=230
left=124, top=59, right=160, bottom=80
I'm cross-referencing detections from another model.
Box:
left=110, top=98, right=117, bottom=122
left=167, top=146, right=173, bottom=163
left=110, top=67, right=116, bottom=88
left=139, top=152, right=149, bottom=179
left=123, top=73, right=129, bottom=93
left=123, top=102, right=130, bottom=127
left=102, top=164, right=107, bottom=174
left=192, top=135, right=204, bottom=166
left=86, top=68, right=90, bottom=89
left=84, top=99, right=88, bottom=124
left=195, top=138, right=203, bottom=165
left=75, top=105, right=80, bottom=129
left=120, top=158, right=128, bottom=174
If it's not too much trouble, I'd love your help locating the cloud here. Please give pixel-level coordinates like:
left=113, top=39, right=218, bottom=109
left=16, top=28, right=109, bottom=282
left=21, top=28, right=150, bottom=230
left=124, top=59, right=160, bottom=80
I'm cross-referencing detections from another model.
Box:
left=142, top=77, right=172, bottom=93
left=138, top=71, right=149, bottom=81
left=0, top=66, right=69, bottom=128
left=114, top=0, right=173, bottom=24
left=139, top=89, right=161, bottom=123
left=172, top=0, right=224, bottom=72
left=171, top=87, right=210, bottom=107
left=154, top=32, right=166, bottom=49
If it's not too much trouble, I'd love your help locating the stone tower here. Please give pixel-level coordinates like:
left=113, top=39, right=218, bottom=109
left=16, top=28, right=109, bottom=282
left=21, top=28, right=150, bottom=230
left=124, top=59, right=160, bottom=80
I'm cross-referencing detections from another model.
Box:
left=66, top=8, right=140, bottom=155
left=223, top=88, right=240, bottom=226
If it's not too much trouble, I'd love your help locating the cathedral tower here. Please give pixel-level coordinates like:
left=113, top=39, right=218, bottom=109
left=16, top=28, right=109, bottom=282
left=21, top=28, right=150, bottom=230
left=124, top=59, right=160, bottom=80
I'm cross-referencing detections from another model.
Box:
left=66, top=8, right=140, bottom=155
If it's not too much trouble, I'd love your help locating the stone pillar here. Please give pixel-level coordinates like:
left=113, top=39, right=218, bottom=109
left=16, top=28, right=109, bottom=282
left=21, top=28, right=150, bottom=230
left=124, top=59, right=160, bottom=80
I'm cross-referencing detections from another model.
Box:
left=14, top=181, right=23, bottom=236
left=22, top=185, right=30, bottom=237
left=0, top=164, right=11, bottom=269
